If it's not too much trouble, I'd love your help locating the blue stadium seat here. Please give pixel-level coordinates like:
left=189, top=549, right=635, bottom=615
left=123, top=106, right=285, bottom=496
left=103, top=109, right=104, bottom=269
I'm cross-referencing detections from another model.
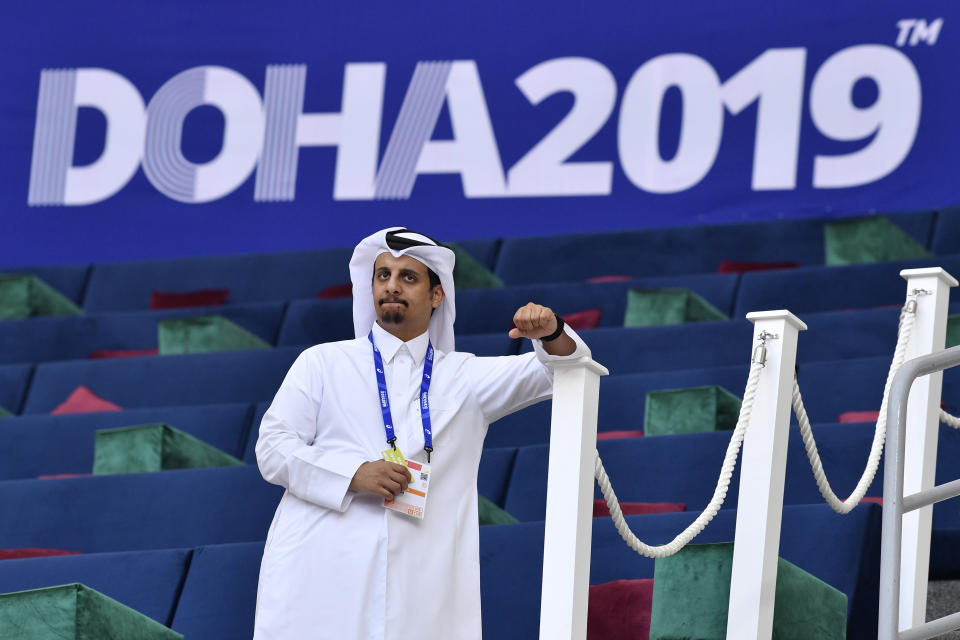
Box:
left=0, top=548, right=191, bottom=627
left=0, top=403, right=254, bottom=480
left=275, top=298, right=355, bottom=345
left=494, top=212, right=935, bottom=284
left=170, top=542, right=263, bottom=639
left=0, top=303, right=285, bottom=365
left=733, top=255, right=960, bottom=316
left=481, top=504, right=881, bottom=640
left=931, top=207, right=960, bottom=255
left=1, top=263, right=91, bottom=305
left=0, top=466, right=281, bottom=553
left=0, top=364, right=32, bottom=415
left=82, top=239, right=501, bottom=312
left=21, top=347, right=304, bottom=414
left=454, top=238, right=502, bottom=271
left=477, top=447, right=518, bottom=507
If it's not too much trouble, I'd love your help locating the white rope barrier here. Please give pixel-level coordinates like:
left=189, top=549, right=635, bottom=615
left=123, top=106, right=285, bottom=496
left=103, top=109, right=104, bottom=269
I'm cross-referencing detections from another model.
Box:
left=792, top=302, right=916, bottom=513
left=596, top=290, right=960, bottom=557
left=594, top=359, right=763, bottom=558
left=941, top=409, right=960, bottom=429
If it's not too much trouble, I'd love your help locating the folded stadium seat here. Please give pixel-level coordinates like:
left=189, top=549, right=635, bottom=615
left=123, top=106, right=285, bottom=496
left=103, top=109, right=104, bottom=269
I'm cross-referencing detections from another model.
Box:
left=157, top=315, right=271, bottom=355
left=493, top=212, right=935, bottom=284
left=0, top=264, right=90, bottom=306
left=0, top=583, right=184, bottom=639
left=82, top=240, right=500, bottom=313
left=0, top=404, right=253, bottom=481
left=824, top=216, right=931, bottom=266
left=0, top=467, right=282, bottom=553
left=649, top=543, right=847, bottom=638
left=20, top=347, right=305, bottom=414
left=0, top=302, right=285, bottom=366
left=623, top=288, right=727, bottom=327
left=733, top=254, right=960, bottom=317
left=931, top=207, right=960, bottom=255
left=92, top=424, right=243, bottom=474
left=0, top=548, right=191, bottom=627
left=0, top=274, right=83, bottom=319
left=643, top=385, right=741, bottom=436
left=51, top=386, right=123, bottom=414
left=170, top=542, right=263, bottom=639
left=480, top=504, right=881, bottom=640
left=0, top=364, right=32, bottom=417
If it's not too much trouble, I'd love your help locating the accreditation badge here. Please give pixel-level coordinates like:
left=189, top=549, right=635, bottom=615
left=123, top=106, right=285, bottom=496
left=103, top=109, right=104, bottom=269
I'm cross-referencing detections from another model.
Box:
left=381, top=448, right=431, bottom=520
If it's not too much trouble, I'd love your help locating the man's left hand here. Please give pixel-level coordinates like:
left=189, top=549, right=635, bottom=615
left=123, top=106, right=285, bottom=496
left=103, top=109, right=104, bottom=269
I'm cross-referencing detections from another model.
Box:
left=509, top=302, right=558, bottom=340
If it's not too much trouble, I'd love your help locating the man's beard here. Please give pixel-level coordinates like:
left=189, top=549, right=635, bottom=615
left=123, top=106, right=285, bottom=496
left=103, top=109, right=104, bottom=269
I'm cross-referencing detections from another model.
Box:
left=380, top=309, right=405, bottom=324
left=379, top=297, right=408, bottom=325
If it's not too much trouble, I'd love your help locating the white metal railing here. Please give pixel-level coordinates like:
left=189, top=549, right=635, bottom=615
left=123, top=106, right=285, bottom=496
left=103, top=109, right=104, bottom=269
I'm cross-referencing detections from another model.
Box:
left=539, top=267, right=957, bottom=640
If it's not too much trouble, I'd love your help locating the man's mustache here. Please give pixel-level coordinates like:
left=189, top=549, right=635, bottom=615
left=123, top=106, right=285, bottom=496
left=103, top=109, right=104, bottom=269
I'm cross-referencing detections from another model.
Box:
left=379, top=297, right=408, bottom=307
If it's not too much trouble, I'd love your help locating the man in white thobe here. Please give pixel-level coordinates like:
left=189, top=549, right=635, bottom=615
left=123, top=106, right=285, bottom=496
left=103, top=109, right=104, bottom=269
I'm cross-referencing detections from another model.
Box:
left=254, top=228, right=590, bottom=639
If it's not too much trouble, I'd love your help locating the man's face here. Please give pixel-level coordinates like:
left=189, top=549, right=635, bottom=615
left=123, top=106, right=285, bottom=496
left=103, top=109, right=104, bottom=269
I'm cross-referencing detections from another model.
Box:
left=372, top=253, right=443, bottom=333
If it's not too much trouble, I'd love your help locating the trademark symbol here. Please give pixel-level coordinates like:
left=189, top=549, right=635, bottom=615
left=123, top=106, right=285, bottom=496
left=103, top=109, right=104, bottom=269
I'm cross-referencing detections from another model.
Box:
left=896, top=18, right=943, bottom=47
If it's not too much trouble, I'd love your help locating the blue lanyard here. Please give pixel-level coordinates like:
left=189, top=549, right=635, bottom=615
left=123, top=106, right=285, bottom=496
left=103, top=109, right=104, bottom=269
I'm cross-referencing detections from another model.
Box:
left=369, top=331, right=435, bottom=462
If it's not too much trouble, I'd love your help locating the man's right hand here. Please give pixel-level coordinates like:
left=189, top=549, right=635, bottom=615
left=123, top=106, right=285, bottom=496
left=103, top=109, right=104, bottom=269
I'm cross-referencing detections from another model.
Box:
left=349, top=460, right=411, bottom=498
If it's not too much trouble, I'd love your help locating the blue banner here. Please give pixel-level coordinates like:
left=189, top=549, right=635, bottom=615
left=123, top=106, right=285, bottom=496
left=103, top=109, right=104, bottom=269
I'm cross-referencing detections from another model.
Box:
left=1, top=1, right=956, bottom=266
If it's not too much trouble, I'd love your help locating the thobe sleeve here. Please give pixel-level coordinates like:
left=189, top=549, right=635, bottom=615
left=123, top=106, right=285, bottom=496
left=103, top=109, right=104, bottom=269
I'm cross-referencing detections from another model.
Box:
left=255, top=349, right=367, bottom=512
left=466, top=325, right=591, bottom=423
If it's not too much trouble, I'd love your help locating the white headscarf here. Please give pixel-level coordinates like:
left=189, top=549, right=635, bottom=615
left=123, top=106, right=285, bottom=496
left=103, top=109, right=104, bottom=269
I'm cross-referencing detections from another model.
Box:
left=349, top=227, right=457, bottom=353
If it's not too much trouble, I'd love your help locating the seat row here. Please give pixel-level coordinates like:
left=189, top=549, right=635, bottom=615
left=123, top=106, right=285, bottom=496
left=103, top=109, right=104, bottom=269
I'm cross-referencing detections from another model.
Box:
left=4, top=417, right=960, bottom=563
left=6, top=209, right=957, bottom=312
left=0, top=494, right=882, bottom=639
left=0, top=271, right=953, bottom=380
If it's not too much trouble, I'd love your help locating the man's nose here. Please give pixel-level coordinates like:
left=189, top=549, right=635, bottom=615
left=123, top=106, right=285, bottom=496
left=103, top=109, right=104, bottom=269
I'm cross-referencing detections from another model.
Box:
left=386, top=276, right=402, bottom=293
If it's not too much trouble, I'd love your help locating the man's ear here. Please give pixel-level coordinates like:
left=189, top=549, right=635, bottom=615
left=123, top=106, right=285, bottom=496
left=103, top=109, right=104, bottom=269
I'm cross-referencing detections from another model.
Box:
left=431, top=285, right=445, bottom=309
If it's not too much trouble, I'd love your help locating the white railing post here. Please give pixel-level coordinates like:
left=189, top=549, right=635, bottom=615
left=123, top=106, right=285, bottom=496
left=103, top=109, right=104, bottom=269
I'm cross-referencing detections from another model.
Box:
left=539, top=356, right=609, bottom=640
left=726, top=310, right=807, bottom=640
left=897, top=267, right=957, bottom=630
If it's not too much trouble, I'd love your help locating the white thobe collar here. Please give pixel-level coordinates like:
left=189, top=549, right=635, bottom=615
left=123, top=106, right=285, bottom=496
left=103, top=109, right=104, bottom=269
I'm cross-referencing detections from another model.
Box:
left=370, top=322, right=431, bottom=366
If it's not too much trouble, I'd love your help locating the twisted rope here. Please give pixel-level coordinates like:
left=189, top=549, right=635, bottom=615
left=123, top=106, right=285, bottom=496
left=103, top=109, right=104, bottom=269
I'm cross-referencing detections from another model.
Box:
left=594, top=359, right=764, bottom=558
left=793, top=302, right=916, bottom=513
left=941, top=409, right=960, bottom=429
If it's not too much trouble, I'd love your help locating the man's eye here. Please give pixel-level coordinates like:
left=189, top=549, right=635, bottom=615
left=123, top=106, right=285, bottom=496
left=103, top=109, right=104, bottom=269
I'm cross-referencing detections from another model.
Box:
left=404, top=275, right=416, bottom=282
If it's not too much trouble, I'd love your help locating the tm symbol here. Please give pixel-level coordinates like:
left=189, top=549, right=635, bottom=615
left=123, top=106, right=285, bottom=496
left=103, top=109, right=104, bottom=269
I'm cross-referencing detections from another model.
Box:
left=896, top=18, right=943, bottom=47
